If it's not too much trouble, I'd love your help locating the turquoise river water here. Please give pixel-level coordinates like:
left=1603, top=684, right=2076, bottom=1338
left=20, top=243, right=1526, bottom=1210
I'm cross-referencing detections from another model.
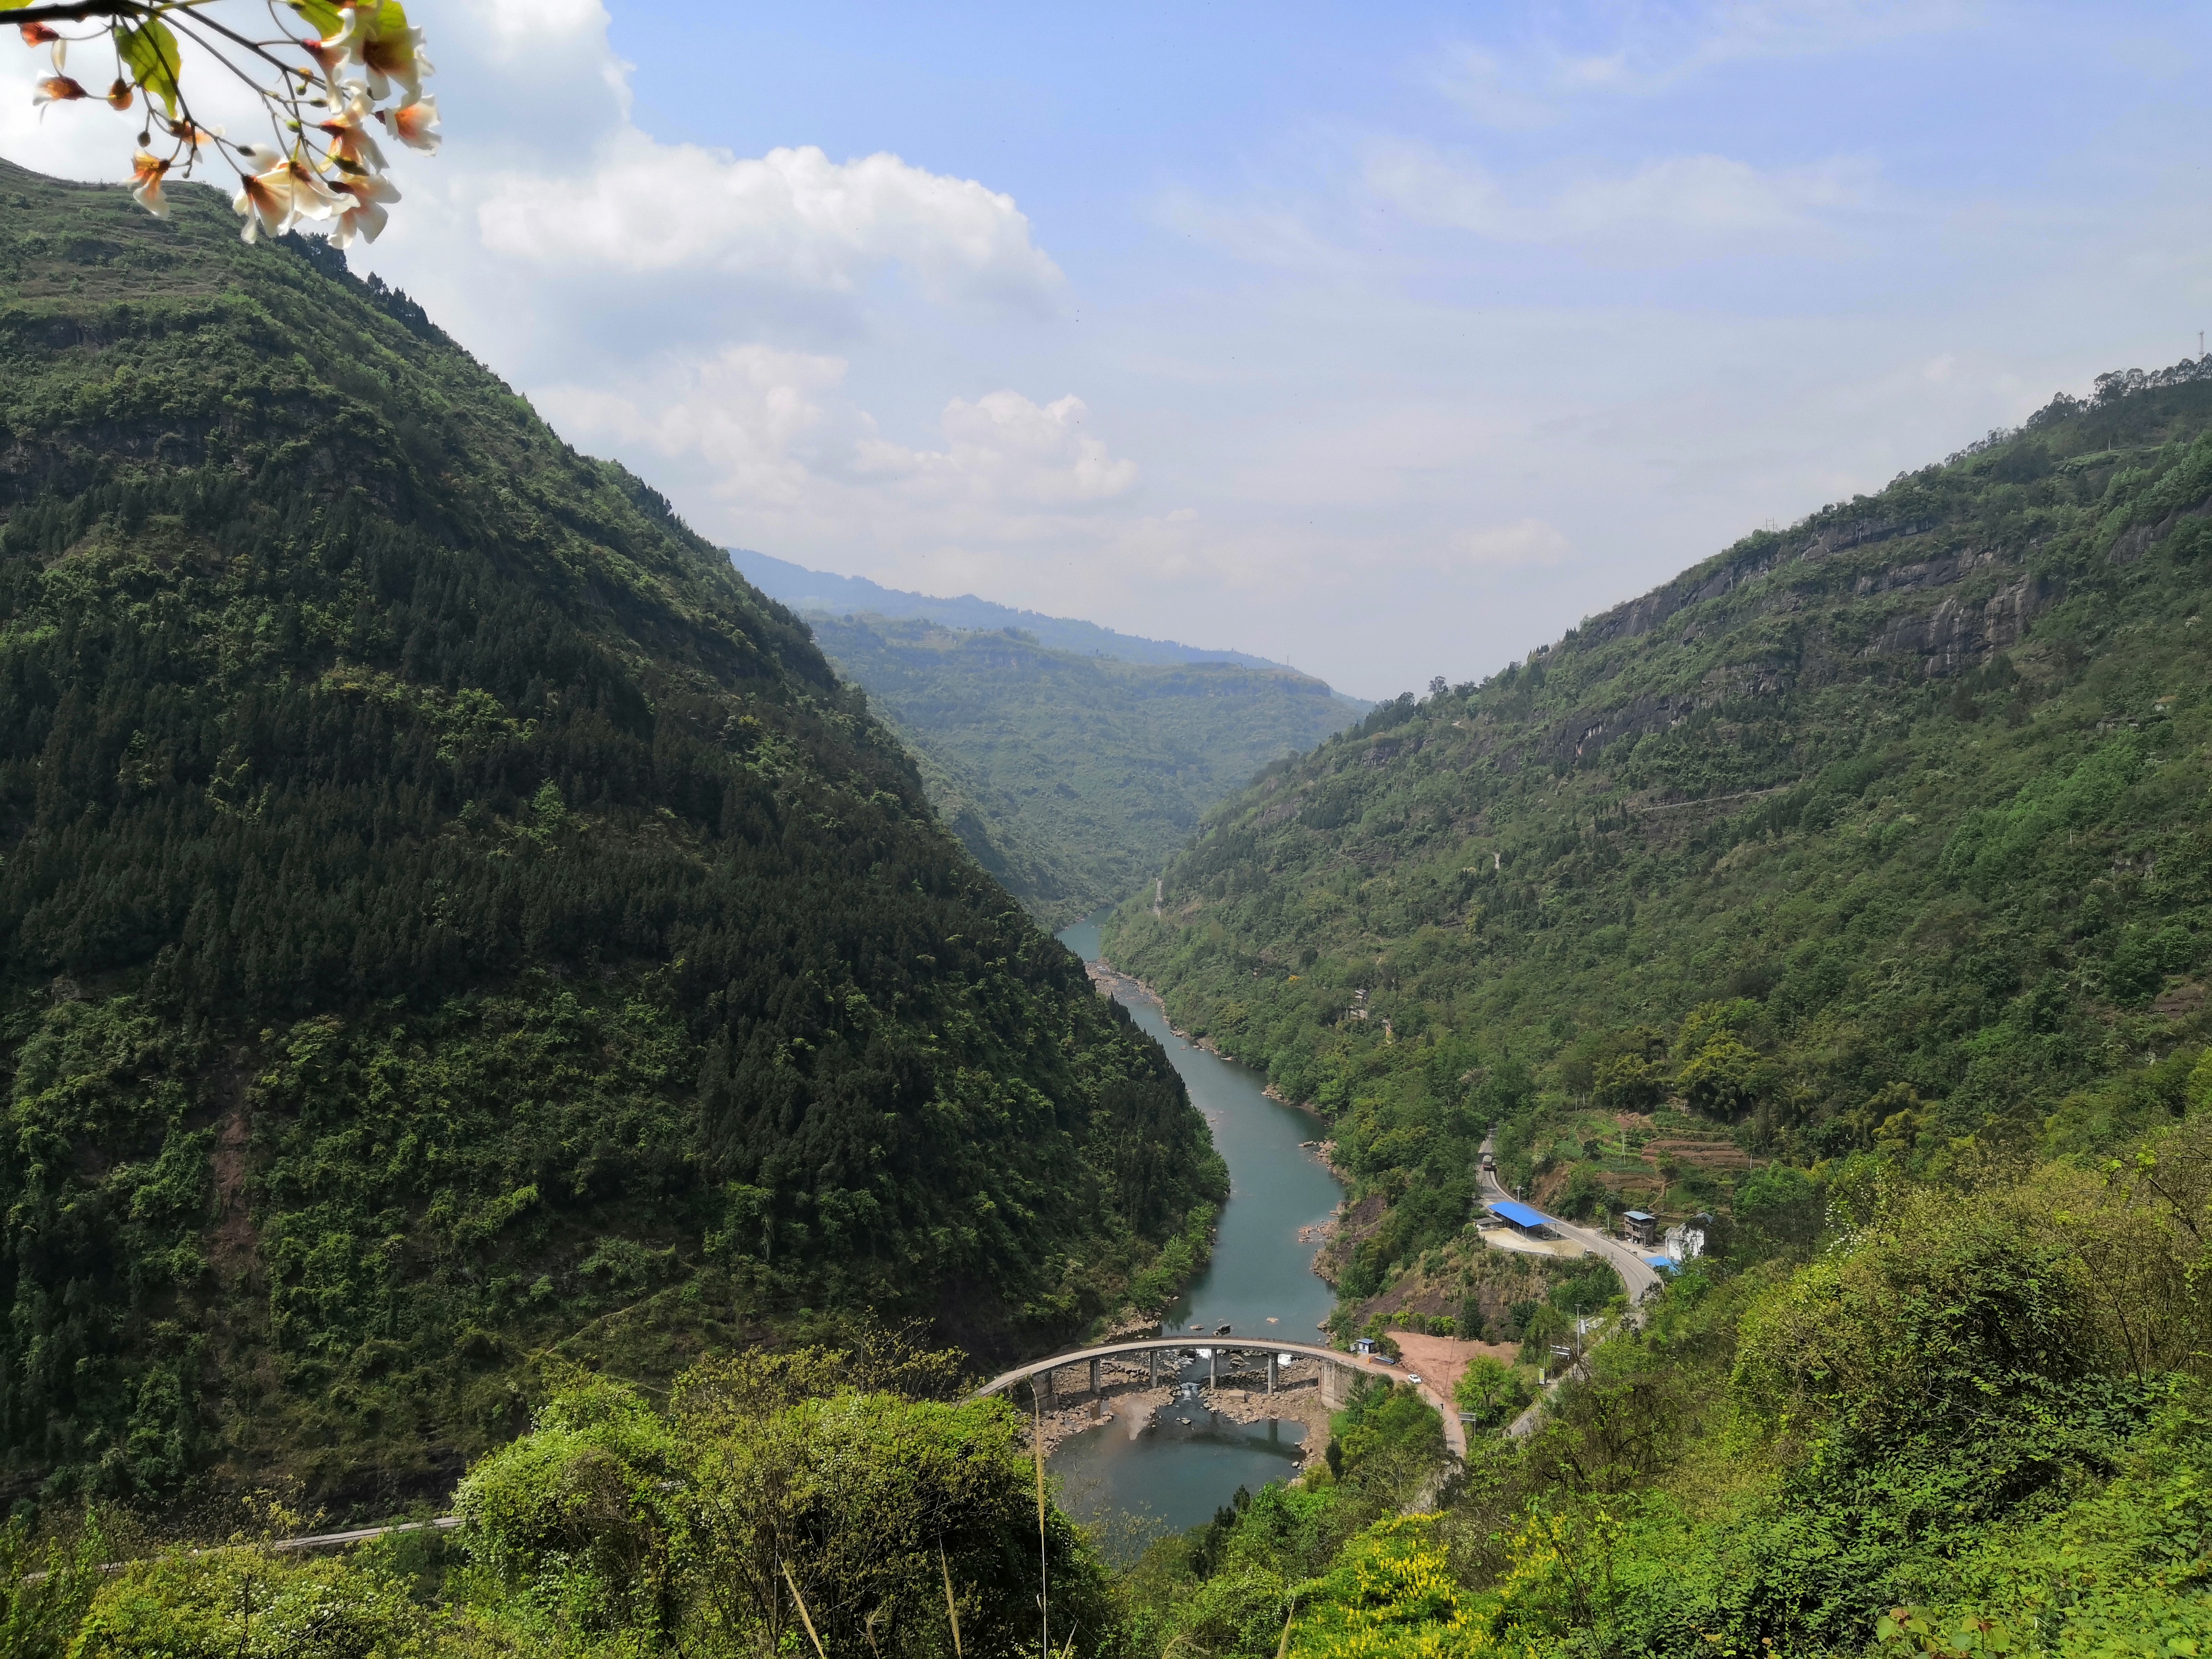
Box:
left=1049, top=912, right=1345, bottom=1548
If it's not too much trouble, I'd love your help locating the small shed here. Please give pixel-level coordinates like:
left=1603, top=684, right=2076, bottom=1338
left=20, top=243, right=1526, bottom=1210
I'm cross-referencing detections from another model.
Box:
left=1622, top=1209, right=1658, bottom=1247
left=1486, top=1198, right=1553, bottom=1236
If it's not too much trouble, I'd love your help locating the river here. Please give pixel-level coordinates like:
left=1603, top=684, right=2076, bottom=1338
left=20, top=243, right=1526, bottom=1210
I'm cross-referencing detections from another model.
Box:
left=1050, top=911, right=1345, bottom=1549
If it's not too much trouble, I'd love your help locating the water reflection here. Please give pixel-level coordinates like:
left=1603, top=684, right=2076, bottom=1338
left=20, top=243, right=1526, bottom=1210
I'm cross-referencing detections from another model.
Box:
left=1049, top=1393, right=1308, bottom=1560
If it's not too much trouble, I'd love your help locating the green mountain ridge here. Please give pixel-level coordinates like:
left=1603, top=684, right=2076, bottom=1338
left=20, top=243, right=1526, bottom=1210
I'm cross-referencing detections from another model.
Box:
left=729, top=545, right=1302, bottom=671
left=801, top=613, right=1365, bottom=928
left=10, top=164, right=2212, bottom=1659
left=1106, top=358, right=2212, bottom=1290
left=0, top=160, right=1224, bottom=1507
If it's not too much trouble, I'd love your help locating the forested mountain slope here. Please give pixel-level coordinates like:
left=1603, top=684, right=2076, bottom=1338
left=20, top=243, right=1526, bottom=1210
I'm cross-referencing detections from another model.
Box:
left=0, top=161, right=1223, bottom=1508
left=804, top=614, right=1363, bottom=927
left=1106, top=361, right=2212, bottom=1300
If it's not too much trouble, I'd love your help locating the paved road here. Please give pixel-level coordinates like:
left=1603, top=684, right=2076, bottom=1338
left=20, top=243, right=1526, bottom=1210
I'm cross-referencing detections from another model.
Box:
left=1478, top=1132, right=1662, bottom=1310
left=1478, top=1131, right=1663, bottom=1438
left=22, top=1517, right=461, bottom=1584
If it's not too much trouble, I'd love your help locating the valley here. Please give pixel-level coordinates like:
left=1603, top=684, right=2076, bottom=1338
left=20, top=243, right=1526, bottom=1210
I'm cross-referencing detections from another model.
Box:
left=769, top=601, right=1364, bottom=928
left=0, top=161, right=1226, bottom=1510
left=1042, top=910, right=1346, bottom=1541
left=3, top=151, right=2210, bottom=1659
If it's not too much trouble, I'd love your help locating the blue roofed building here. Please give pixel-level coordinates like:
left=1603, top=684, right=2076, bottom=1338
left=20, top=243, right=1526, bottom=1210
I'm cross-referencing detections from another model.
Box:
left=1486, top=1198, right=1554, bottom=1235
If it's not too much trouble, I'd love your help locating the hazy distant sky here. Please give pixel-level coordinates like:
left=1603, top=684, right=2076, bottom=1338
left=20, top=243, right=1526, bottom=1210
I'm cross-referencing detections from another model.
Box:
left=8, top=2, right=2209, bottom=697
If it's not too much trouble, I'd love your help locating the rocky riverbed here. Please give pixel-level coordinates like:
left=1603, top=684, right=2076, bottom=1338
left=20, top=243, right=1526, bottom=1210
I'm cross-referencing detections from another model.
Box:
left=1026, top=1375, right=1334, bottom=1467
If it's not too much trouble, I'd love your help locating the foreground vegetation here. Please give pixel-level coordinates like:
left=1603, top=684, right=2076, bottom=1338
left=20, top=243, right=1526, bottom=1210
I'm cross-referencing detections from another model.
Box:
left=802, top=613, right=1361, bottom=928
left=0, top=160, right=1224, bottom=1508
left=11, top=1120, right=2208, bottom=1655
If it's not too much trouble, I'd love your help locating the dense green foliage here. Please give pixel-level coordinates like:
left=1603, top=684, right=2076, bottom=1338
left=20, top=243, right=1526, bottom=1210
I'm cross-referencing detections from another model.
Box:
left=19, top=1335, right=1120, bottom=1659
left=1123, top=1122, right=2212, bottom=1658
left=10, top=151, right=2212, bottom=1654
left=18, top=1138, right=2211, bottom=1654
left=803, top=613, right=1361, bottom=927
left=1106, top=364, right=2212, bottom=1299
left=0, top=160, right=1224, bottom=1508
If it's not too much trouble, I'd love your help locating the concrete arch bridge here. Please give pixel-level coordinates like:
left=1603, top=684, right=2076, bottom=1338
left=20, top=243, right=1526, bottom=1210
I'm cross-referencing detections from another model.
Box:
left=969, top=1336, right=1466, bottom=1459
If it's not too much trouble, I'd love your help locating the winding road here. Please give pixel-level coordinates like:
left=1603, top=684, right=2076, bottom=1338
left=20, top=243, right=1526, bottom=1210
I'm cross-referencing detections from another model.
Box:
left=1478, top=1132, right=1664, bottom=1311
left=1478, top=1130, right=1664, bottom=1438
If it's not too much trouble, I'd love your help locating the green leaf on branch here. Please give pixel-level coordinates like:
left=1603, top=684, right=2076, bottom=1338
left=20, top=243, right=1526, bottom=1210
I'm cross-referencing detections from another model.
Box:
left=119, top=17, right=183, bottom=119
left=287, top=0, right=345, bottom=36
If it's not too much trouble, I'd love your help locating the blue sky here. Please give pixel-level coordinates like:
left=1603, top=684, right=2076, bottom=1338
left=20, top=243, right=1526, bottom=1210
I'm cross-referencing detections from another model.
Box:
left=8, top=1, right=2210, bottom=696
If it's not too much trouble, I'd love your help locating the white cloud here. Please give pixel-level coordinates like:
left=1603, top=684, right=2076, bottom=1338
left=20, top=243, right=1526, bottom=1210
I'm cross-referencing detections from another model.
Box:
left=1366, top=141, right=1873, bottom=248
left=1452, top=519, right=1573, bottom=570
left=1551, top=152, right=1870, bottom=237
left=477, top=0, right=613, bottom=58
left=886, top=391, right=1138, bottom=505
left=1437, top=0, right=1978, bottom=120
left=0, top=3, right=1059, bottom=320
left=539, top=348, right=1136, bottom=527
left=537, top=345, right=864, bottom=508
left=478, top=137, right=1062, bottom=306
left=1683, top=0, right=1977, bottom=73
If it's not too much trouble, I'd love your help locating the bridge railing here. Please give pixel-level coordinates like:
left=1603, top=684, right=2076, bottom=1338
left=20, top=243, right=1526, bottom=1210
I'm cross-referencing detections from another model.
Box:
left=968, top=1336, right=1372, bottom=1409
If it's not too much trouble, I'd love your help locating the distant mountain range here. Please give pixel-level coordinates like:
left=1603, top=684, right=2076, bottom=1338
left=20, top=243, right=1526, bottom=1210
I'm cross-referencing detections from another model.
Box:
left=804, top=613, right=1365, bottom=927
left=729, top=547, right=1295, bottom=671
left=728, top=550, right=1365, bottom=925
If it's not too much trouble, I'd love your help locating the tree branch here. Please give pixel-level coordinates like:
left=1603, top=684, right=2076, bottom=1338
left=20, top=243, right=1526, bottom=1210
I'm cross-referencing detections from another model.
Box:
left=6, top=0, right=153, bottom=26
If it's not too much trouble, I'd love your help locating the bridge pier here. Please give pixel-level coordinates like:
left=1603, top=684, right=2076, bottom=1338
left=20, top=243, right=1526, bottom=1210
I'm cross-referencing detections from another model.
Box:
left=1209, top=1349, right=1218, bottom=1387
left=1147, top=1349, right=1158, bottom=1387
left=1320, top=1361, right=1349, bottom=1410
left=1266, top=1353, right=1277, bottom=1395
left=1088, top=1357, right=1101, bottom=1398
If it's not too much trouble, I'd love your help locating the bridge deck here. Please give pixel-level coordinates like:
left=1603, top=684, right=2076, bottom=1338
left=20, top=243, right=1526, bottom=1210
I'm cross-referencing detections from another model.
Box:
left=970, top=1336, right=1466, bottom=1460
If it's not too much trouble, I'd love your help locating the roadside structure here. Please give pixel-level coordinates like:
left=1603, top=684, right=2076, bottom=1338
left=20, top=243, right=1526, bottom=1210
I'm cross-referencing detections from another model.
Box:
left=1485, top=1197, right=1557, bottom=1239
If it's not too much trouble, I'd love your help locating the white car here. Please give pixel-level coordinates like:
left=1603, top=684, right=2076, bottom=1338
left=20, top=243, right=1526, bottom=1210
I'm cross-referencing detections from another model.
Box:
left=1405, top=1372, right=1424, bottom=1385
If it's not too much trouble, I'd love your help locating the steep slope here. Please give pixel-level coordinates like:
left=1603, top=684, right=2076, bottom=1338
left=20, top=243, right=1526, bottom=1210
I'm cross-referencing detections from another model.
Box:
left=0, top=161, right=1224, bottom=1506
left=731, top=545, right=1295, bottom=669
left=1106, top=362, right=2212, bottom=1301
left=804, top=614, right=1363, bottom=927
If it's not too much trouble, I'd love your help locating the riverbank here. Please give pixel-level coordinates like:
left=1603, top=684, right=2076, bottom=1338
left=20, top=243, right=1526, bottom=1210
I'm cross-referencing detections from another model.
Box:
left=1087, top=962, right=1315, bottom=1093
left=1030, top=1377, right=1334, bottom=1470
left=1053, top=910, right=1348, bottom=1533
left=1085, top=956, right=1347, bottom=1270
